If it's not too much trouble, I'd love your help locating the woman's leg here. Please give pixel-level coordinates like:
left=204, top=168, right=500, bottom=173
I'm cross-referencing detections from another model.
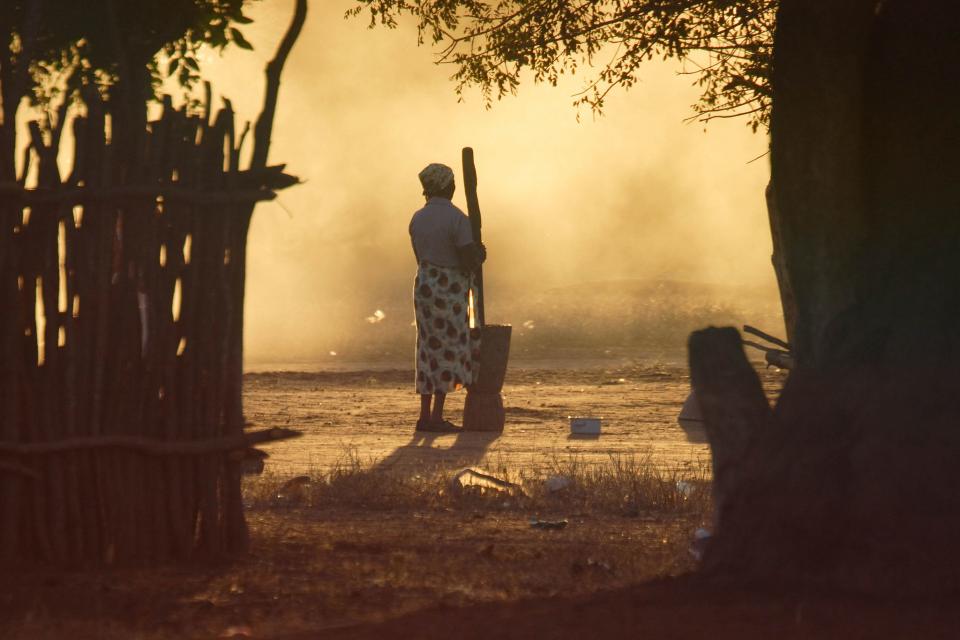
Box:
left=419, top=395, right=432, bottom=424
left=431, top=392, right=446, bottom=424
left=416, top=393, right=453, bottom=431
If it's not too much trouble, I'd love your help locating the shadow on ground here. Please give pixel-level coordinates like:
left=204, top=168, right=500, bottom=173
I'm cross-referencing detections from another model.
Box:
left=372, top=430, right=502, bottom=472
left=281, top=576, right=960, bottom=640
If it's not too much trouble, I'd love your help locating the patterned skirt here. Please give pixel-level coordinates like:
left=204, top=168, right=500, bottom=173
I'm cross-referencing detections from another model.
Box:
left=414, top=261, right=481, bottom=394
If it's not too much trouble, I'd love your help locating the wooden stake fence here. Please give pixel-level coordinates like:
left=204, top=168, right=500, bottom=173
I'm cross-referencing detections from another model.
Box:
left=0, top=0, right=307, bottom=565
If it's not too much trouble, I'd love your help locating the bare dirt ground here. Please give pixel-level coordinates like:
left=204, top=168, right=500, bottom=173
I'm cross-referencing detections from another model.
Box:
left=245, top=356, right=785, bottom=476
left=2, top=509, right=702, bottom=639
left=5, top=358, right=959, bottom=638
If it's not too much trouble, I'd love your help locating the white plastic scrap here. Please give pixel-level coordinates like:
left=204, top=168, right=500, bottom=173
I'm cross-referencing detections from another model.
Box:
left=545, top=474, right=573, bottom=493
left=689, top=527, right=712, bottom=561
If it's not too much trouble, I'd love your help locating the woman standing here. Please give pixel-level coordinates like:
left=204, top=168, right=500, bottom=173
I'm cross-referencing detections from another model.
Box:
left=409, top=163, right=486, bottom=431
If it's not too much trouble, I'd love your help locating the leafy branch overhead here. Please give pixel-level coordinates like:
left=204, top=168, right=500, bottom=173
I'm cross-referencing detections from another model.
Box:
left=348, top=0, right=774, bottom=131
left=1, top=0, right=261, bottom=108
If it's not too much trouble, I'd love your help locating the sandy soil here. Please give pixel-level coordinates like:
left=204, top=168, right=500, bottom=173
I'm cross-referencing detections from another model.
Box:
left=245, top=357, right=787, bottom=477
left=1, top=509, right=702, bottom=639
left=316, top=577, right=960, bottom=640
left=7, top=360, right=960, bottom=638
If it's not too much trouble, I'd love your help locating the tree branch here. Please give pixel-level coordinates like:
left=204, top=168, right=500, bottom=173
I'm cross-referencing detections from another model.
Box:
left=252, top=0, right=308, bottom=171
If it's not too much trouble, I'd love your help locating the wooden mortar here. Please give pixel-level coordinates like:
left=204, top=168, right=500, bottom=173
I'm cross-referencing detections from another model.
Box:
left=463, top=324, right=512, bottom=432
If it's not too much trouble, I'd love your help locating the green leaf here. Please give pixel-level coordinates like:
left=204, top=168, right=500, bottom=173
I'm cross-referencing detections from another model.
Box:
left=168, top=58, right=180, bottom=75
left=233, top=14, right=254, bottom=25
left=210, top=30, right=228, bottom=48
left=230, top=28, right=253, bottom=50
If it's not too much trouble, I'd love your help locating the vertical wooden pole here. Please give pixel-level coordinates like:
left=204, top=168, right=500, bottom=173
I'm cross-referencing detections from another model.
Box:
left=461, top=147, right=484, bottom=327
left=460, top=147, right=511, bottom=432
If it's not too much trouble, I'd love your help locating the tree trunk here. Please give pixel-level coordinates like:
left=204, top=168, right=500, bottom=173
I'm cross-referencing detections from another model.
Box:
left=764, top=182, right=796, bottom=344
left=697, top=0, right=960, bottom=593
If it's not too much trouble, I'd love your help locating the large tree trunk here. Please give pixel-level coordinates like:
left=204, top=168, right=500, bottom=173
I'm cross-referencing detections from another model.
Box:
left=696, top=0, right=960, bottom=593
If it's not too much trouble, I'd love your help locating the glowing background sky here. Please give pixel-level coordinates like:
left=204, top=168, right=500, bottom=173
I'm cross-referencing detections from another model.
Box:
left=194, top=1, right=775, bottom=363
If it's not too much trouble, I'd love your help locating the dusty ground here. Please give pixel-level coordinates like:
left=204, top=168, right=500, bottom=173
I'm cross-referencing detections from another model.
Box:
left=318, top=578, right=960, bottom=640
left=1, top=509, right=702, bottom=639
left=245, top=356, right=785, bottom=476
left=5, top=358, right=958, bottom=638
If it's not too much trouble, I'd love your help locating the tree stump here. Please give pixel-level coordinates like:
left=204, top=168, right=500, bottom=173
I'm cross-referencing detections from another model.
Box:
left=463, top=324, right=511, bottom=432
left=688, top=327, right=771, bottom=528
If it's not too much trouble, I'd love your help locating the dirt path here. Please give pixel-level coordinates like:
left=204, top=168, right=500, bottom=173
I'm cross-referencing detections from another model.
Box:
left=245, top=361, right=786, bottom=477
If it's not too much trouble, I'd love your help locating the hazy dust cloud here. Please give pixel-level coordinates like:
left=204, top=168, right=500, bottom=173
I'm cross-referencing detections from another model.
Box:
left=196, top=0, right=779, bottom=367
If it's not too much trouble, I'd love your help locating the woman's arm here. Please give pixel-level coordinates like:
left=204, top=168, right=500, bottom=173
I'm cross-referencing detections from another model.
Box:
left=411, top=236, right=421, bottom=265
left=456, top=242, right=487, bottom=271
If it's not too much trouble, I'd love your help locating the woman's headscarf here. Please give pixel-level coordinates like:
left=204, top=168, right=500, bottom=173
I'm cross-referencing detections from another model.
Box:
left=418, top=163, right=455, bottom=195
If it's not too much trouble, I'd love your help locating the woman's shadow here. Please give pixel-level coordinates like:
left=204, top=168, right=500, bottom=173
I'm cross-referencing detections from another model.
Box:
left=373, top=428, right=501, bottom=473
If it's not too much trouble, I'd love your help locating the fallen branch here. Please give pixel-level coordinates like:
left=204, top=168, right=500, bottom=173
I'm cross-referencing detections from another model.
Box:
left=0, top=428, right=301, bottom=457
left=742, top=340, right=794, bottom=369
left=743, top=324, right=791, bottom=351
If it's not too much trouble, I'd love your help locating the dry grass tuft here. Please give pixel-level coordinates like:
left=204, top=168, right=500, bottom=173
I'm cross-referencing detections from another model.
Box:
left=243, top=448, right=714, bottom=520
left=3, top=450, right=715, bottom=639
left=532, top=453, right=713, bottom=517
